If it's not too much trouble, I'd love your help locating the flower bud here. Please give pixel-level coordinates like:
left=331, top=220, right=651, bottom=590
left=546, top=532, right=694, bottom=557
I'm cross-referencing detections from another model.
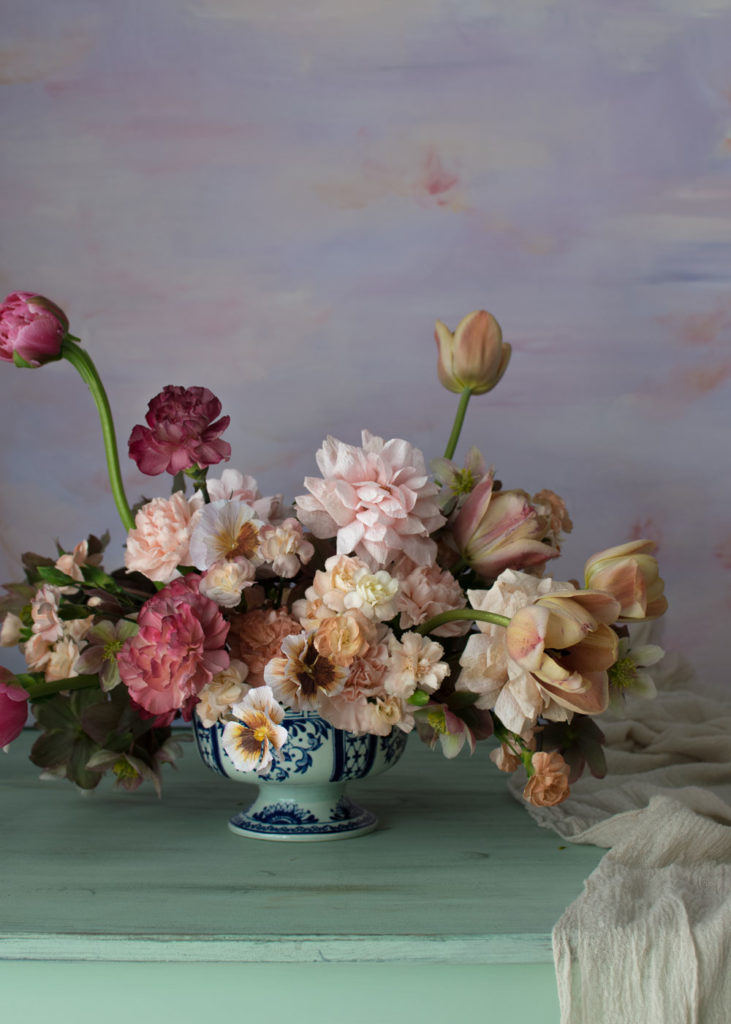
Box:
left=0, top=291, right=68, bottom=367
left=434, top=310, right=511, bottom=395
left=584, top=540, right=667, bottom=620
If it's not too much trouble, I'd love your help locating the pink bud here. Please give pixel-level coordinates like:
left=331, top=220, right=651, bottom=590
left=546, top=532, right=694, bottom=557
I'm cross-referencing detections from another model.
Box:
left=434, top=310, right=511, bottom=395
left=0, top=291, right=68, bottom=367
left=0, top=668, right=29, bottom=749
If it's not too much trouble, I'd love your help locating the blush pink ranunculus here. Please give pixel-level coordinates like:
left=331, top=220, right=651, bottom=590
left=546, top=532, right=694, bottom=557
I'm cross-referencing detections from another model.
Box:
left=295, top=431, right=445, bottom=567
left=0, top=291, right=68, bottom=367
left=118, top=575, right=230, bottom=716
left=128, top=385, right=231, bottom=476
left=0, top=668, right=29, bottom=749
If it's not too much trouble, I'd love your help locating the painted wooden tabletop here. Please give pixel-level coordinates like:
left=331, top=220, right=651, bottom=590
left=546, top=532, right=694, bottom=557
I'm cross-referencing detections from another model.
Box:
left=0, top=729, right=604, bottom=966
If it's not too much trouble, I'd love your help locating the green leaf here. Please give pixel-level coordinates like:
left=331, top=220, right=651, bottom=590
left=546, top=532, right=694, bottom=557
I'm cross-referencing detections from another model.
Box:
left=30, top=730, right=72, bottom=770
left=33, top=696, right=79, bottom=732
left=80, top=700, right=124, bottom=746
left=67, top=735, right=104, bottom=789
left=81, top=565, right=124, bottom=592
left=36, top=565, right=78, bottom=587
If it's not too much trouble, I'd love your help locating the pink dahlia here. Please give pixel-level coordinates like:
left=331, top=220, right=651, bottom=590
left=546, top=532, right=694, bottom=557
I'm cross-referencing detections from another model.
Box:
left=118, top=575, right=230, bottom=716
left=295, top=431, right=445, bottom=567
left=128, top=385, right=231, bottom=476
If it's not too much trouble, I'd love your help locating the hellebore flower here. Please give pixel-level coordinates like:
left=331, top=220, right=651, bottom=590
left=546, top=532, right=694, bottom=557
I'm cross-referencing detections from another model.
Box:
left=128, top=385, right=231, bottom=476
left=506, top=588, right=621, bottom=718
left=584, top=539, right=667, bottom=620
left=0, top=669, right=29, bottom=750
left=452, top=471, right=559, bottom=578
left=434, top=310, right=511, bottom=395
left=0, top=291, right=68, bottom=368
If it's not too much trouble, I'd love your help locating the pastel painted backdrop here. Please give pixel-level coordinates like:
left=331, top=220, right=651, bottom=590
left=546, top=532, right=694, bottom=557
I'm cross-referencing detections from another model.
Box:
left=1, top=1, right=729, bottom=692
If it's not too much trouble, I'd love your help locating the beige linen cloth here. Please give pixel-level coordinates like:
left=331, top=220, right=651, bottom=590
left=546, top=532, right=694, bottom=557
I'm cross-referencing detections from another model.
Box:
left=510, top=654, right=731, bottom=1024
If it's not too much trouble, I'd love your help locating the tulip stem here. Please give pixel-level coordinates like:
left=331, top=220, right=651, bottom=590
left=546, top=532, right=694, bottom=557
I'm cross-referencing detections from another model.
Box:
left=61, top=338, right=135, bottom=532
left=443, top=388, right=472, bottom=461
left=415, top=608, right=510, bottom=635
left=25, top=674, right=101, bottom=701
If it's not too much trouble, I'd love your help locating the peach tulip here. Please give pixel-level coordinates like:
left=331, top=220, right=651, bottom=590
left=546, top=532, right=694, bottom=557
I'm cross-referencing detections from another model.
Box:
left=451, top=471, right=559, bottom=578
left=584, top=540, right=667, bottom=620
left=506, top=589, right=621, bottom=717
left=434, top=310, right=511, bottom=395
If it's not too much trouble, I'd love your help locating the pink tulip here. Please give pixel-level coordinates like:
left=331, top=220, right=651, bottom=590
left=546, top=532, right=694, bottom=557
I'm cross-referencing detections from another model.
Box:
left=584, top=539, right=667, bottom=620
left=451, top=472, right=559, bottom=578
left=434, top=310, right=511, bottom=395
left=0, top=291, right=68, bottom=367
left=0, top=669, right=29, bottom=749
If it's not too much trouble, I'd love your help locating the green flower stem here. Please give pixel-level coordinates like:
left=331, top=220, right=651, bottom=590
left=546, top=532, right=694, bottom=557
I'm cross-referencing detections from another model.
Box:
left=25, top=674, right=100, bottom=701
left=443, top=387, right=472, bottom=461
left=415, top=608, right=510, bottom=635
left=61, top=338, right=135, bottom=532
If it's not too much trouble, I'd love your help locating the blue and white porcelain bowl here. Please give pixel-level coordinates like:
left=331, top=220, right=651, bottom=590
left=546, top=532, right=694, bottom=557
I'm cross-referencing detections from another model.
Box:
left=194, top=709, right=408, bottom=842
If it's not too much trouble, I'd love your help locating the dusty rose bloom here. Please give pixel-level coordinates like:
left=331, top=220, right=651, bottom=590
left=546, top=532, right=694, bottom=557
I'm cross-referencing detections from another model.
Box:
left=392, top=558, right=469, bottom=637
left=296, top=431, right=445, bottom=567
left=313, top=610, right=376, bottom=667
left=118, top=575, right=230, bottom=716
left=264, top=633, right=348, bottom=710
left=128, top=385, right=231, bottom=476
left=258, top=518, right=315, bottom=578
left=228, top=607, right=302, bottom=687
left=532, top=489, right=573, bottom=549
left=523, top=751, right=570, bottom=807
left=125, top=492, right=202, bottom=584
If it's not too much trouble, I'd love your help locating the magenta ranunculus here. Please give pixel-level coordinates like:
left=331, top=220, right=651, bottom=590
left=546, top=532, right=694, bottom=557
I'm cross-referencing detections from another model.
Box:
left=128, top=385, right=231, bottom=476
left=0, top=669, right=29, bottom=749
left=0, top=291, right=68, bottom=368
left=117, top=574, right=230, bottom=716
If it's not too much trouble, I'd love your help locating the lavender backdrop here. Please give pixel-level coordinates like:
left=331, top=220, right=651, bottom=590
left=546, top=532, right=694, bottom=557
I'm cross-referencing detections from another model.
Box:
left=1, top=1, right=730, bottom=691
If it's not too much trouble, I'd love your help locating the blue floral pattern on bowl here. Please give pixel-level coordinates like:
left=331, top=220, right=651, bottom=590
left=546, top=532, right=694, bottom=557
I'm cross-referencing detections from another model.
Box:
left=194, top=710, right=408, bottom=842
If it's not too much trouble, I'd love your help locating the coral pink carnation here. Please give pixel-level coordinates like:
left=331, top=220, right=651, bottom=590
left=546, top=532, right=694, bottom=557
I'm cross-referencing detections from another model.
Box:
left=295, top=431, right=445, bottom=567
left=118, top=575, right=230, bottom=716
left=128, top=385, right=231, bottom=476
left=125, top=492, right=202, bottom=584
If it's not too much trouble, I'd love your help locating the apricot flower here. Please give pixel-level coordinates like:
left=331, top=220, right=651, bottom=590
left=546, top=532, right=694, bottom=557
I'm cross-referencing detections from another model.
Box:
left=523, top=751, right=570, bottom=807
left=506, top=589, right=621, bottom=717
left=584, top=540, right=667, bottom=620
left=434, top=310, right=510, bottom=395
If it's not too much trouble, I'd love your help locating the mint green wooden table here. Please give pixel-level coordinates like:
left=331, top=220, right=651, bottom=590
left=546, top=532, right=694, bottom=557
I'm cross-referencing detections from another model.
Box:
left=1, top=730, right=603, bottom=1024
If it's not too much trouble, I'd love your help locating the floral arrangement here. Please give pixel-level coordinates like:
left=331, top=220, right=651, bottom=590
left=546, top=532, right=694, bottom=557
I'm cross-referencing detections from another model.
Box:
left=0, top=292, right=667, bottom=806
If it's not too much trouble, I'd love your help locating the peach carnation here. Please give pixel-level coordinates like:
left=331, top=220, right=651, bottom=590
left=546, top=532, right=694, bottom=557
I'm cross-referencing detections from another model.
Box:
left=295, top=431, right=445, bottom=567
left=384, top=632, right=450, bottom=699
left=125, top=492, right=202, bottom=584
left=195, top=659, right=250, bottom=728
left=523, top=751, right=570, bottom=807
left=228, top=607, right=302, bottom=687
left=393, top=559, right=469, bottom=637
left=258, top=518, right=315, bottom=578
left=313, top=609, right=376, bottom=666
left=206, top=468, right=281, bottom=522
